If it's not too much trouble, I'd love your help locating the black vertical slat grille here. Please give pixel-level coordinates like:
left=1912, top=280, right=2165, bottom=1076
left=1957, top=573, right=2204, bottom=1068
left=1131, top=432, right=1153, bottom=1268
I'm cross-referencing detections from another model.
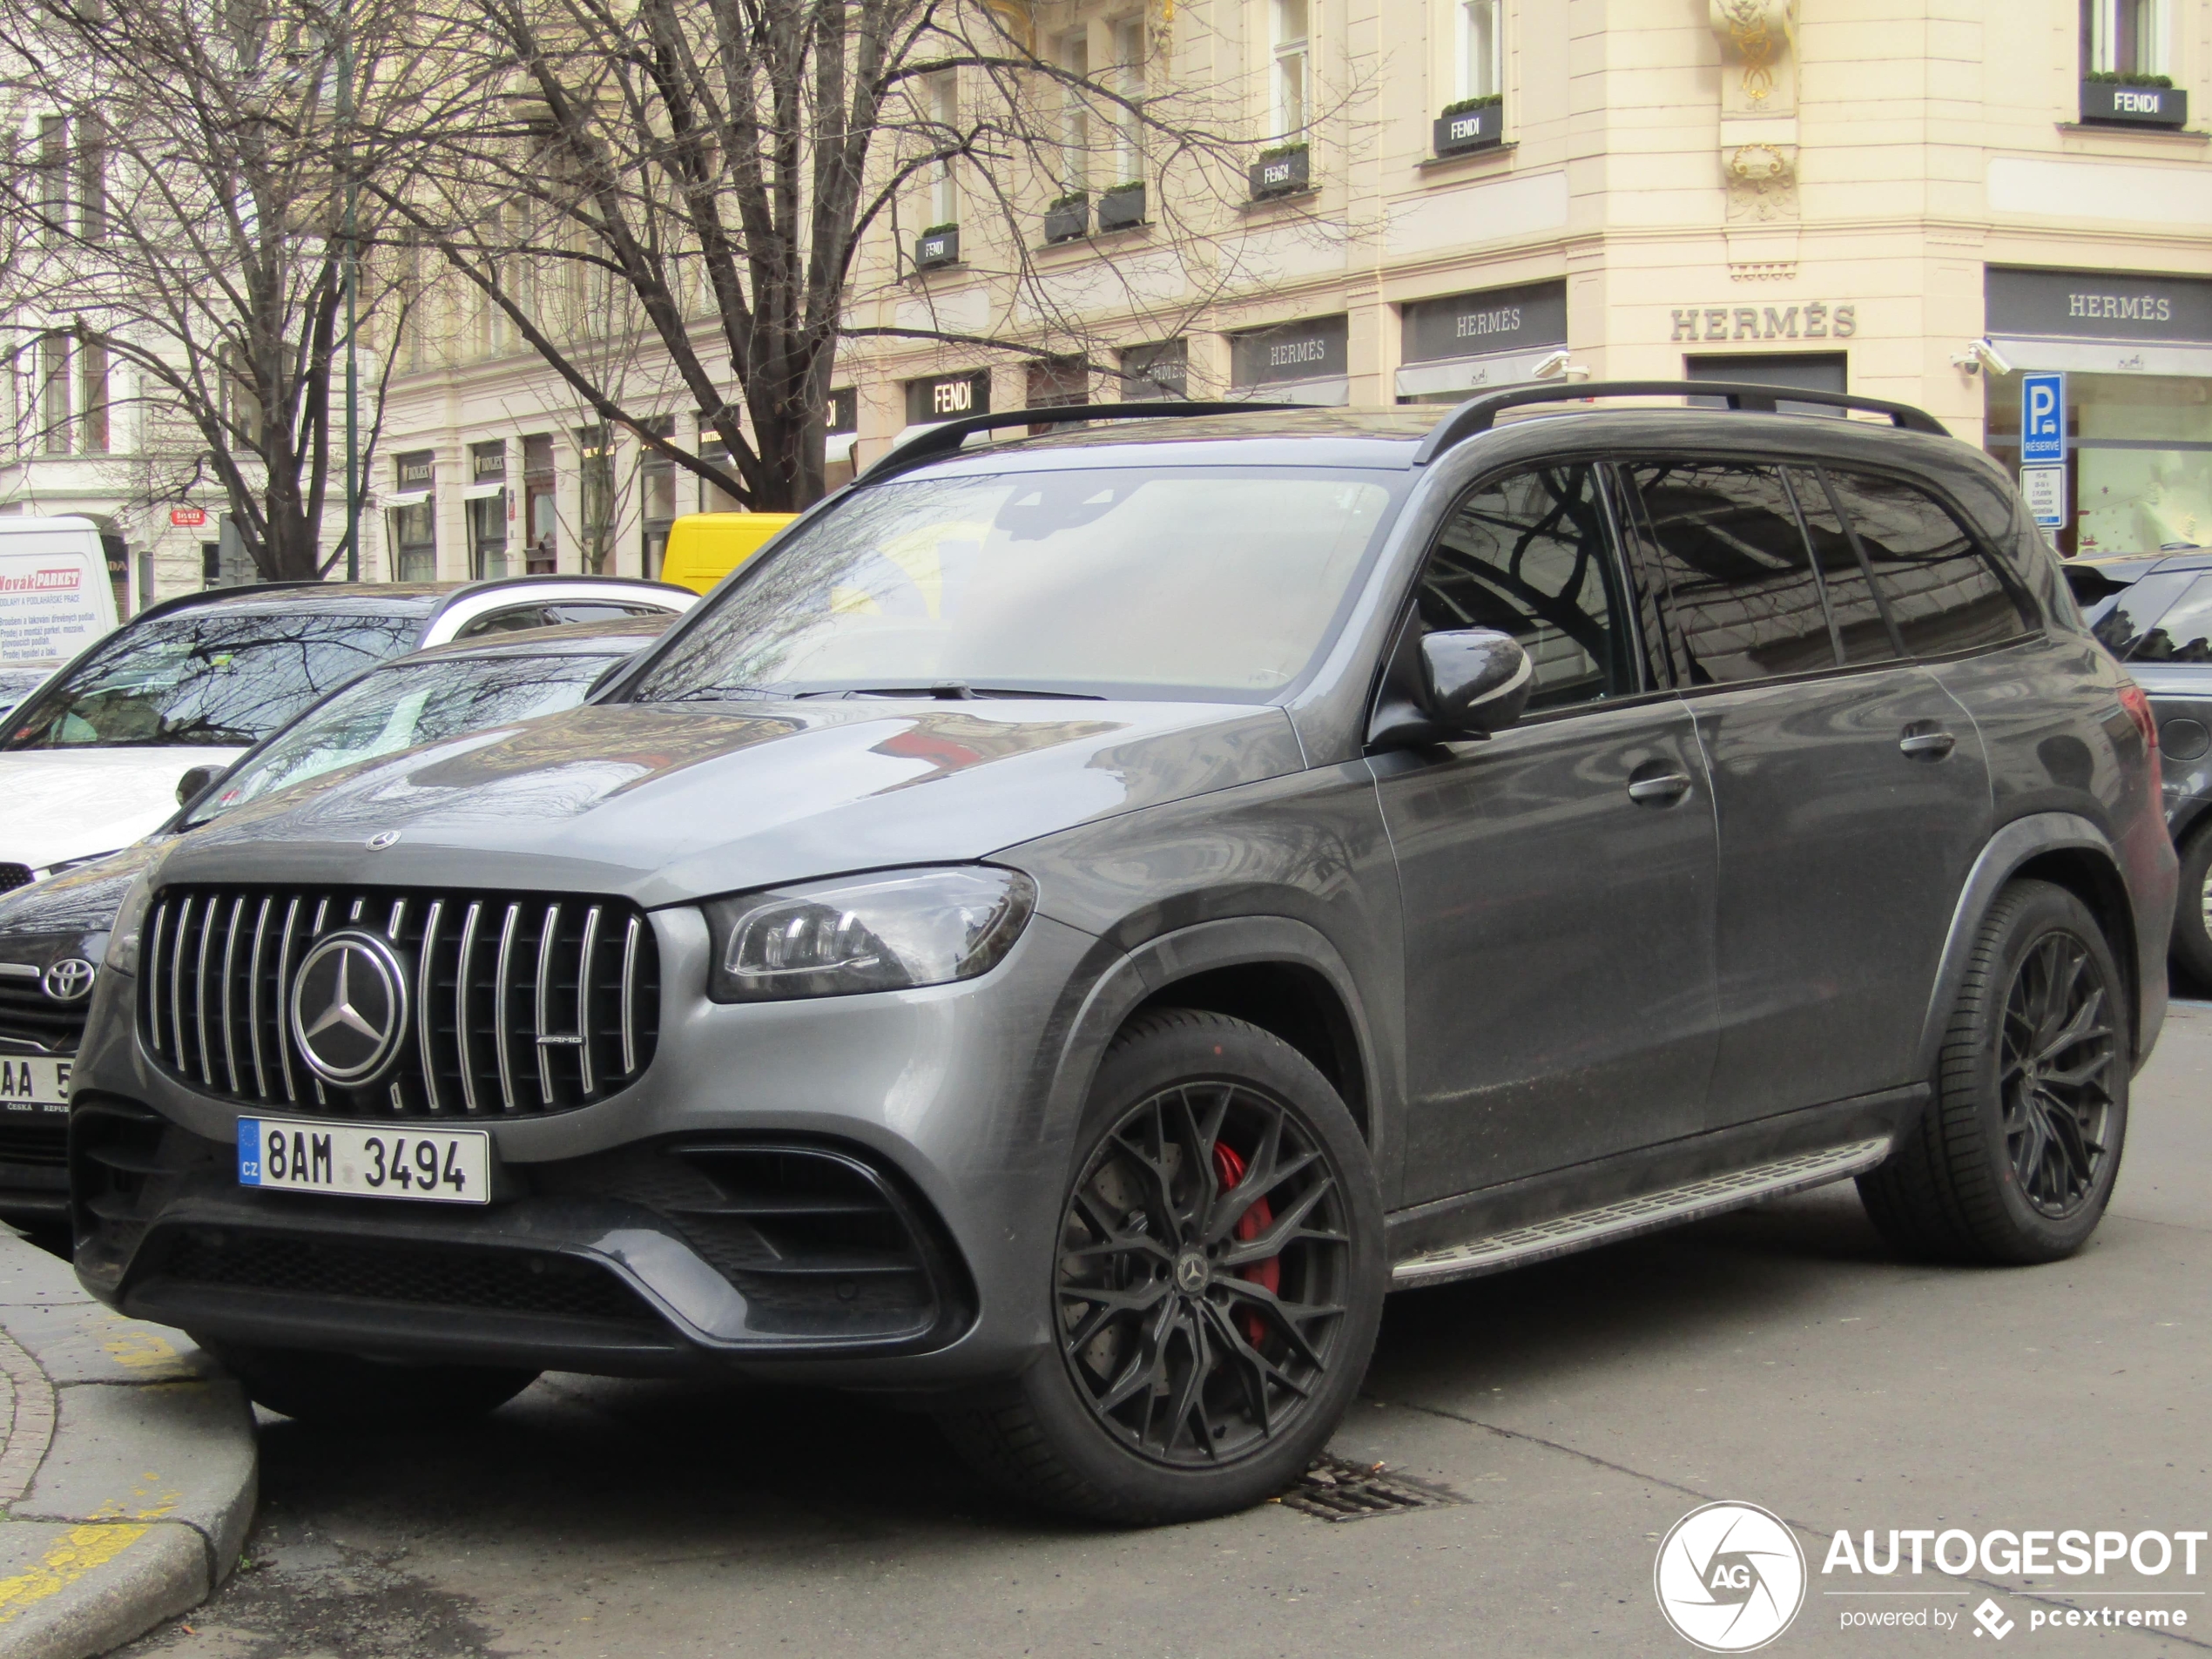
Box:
left=138, top=885, right=660, bottom=1117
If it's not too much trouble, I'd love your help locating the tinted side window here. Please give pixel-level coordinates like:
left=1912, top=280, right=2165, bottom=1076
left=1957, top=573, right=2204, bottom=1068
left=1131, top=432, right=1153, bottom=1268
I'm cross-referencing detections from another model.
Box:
left=2105, top=572, right=2212, bottom=663
left=1416, top=464, right=1635, bottom=711
left=1785, top=467, right=1899, bottom=666
left=1628, top=462, right=1836, bottom=685
left=1823, top=470, right=2029, bottom=657
left=455, top=605, right=556, bottom=639
left=544, top=602, right=671, bottom=625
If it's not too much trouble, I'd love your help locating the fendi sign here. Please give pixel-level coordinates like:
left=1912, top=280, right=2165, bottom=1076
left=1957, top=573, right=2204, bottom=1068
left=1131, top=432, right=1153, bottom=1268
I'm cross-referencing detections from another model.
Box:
left=1671, top=303, right=1858, bottom=343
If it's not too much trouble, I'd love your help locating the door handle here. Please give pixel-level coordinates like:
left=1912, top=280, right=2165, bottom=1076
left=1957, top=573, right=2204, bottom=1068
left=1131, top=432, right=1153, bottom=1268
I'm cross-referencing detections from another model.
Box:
left=1898, top=728, right=1957, bottom=761
left=1627, top=771, right=1694, bottom=806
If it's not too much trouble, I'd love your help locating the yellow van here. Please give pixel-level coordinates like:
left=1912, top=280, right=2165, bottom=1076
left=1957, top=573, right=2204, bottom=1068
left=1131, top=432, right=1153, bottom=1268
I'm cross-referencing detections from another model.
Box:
left=658, top=512, right=799, bottom=596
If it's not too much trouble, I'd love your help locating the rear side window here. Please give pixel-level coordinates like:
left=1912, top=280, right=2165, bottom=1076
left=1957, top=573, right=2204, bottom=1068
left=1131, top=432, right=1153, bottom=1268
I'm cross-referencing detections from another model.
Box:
left=2097, top=571, right=2212, bottom=663
left=1414, top=464, right=1636, bottom=711
left=455, top=605, right=554, bottom=639
left=1784, top=468, right=1900, bottom=666
left=1821, top=470, right=2030, bottom=657
left=1625, top=462, right=1835, bottom=685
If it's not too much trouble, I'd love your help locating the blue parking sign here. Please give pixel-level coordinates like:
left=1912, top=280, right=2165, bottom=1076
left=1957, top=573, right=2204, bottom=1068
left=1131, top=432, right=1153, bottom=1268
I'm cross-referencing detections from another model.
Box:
left=2021, top=373, right=2066, bottom=465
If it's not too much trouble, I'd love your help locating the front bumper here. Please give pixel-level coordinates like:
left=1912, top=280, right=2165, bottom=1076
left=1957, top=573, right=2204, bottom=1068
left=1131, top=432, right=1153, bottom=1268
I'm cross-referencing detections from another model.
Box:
left=70, top=907, right=1106, bottom=1387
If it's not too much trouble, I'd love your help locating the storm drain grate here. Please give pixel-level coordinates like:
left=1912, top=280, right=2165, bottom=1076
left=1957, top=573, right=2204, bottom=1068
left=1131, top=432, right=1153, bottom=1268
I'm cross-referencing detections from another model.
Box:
left=1276, top=1454, right=1465, bottom=1522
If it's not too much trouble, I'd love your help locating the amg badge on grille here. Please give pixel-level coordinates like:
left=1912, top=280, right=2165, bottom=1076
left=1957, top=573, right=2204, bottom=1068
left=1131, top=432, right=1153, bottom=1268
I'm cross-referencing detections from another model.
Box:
left=287, top=931, right=411, bottom=1086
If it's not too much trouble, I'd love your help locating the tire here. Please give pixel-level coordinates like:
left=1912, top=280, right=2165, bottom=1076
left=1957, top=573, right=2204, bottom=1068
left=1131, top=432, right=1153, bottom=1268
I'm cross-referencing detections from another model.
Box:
left=2169, top=823, right=2212, bottom=991
left=1858, top=879, right=2129, bottom=1265
left=196, top=1339, right=540, bottom=1429
left=935, top=1009, right=1386, bottom=1525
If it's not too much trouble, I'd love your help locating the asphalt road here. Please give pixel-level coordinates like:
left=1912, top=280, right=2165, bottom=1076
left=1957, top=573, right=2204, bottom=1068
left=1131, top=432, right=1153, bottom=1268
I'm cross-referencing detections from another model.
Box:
left=117, top=1005, right=2212, bottom=1659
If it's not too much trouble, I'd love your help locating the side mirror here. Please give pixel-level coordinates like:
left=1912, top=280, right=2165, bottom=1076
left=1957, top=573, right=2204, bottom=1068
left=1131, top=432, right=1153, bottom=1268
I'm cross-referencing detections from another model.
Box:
left=176, top=763, right=221, bottom=808
left=1421, top=629, right=1533, bottom=736
left=1366, top=626, right=1533, bottom=751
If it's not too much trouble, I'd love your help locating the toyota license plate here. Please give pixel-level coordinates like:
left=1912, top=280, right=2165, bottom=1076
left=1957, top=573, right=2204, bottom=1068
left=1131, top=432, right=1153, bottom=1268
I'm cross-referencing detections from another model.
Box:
left=238, top=1117, right=490, bottom=1204
left=0, top=1055, right=70, bottom=1108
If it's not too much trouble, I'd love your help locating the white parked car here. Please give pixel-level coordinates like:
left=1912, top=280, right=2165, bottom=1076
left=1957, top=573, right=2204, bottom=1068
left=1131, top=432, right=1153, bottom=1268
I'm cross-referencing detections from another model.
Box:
left=0, top=577, right=694, bottom=889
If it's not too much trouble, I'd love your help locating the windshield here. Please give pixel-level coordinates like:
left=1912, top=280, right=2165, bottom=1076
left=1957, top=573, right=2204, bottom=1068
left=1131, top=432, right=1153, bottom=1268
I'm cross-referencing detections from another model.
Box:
left=2090, top=570, right=2212, bottom=662
left=631, top=466, right=1401, bottom=705
left=183, top=651, right=624, bottom=825
left=3, top=611, right=420, bottom=750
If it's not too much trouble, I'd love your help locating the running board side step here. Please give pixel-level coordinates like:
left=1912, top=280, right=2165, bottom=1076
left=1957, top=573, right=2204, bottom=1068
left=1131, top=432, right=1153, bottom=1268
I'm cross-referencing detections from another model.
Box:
left=1389, top=1136, right=1893, bottom=1289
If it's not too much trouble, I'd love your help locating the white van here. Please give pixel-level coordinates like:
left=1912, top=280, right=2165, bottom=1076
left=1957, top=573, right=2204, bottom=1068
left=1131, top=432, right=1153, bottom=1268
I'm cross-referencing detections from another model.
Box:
left=0, top=517, right=118, bottom=672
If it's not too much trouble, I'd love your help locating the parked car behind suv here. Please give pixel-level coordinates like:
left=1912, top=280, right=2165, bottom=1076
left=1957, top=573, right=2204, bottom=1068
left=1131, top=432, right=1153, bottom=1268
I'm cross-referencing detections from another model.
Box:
left=2066, top=552, right=2212, bottom=981
left=0, top=619, right=673, bottom=1229
left=0, top=577, right=694, bottom=890
left=66, top=387, right=2173, bottom=1523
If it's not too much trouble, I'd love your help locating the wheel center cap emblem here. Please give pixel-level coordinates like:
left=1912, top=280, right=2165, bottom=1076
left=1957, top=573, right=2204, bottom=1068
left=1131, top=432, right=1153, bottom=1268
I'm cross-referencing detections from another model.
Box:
left=287, top=930, right=410, bottom=1087
left=1175, top=1249, right=1209, bottom=1296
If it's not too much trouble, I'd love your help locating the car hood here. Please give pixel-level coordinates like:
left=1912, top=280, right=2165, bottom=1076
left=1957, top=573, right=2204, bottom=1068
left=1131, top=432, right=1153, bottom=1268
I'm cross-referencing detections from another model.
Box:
left=160, top=698, right=1307, bottom=906
left=0, top=841, right=161, bottom=964
left=0, top=749, right=246, bottom=873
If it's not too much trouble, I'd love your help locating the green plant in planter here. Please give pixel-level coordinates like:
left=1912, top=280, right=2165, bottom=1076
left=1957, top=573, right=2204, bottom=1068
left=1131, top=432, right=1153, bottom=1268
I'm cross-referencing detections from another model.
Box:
left=2084, top=70, right=2175, bottom=87
left=920, top=222, right=957, bottom=238
left=1438, top=92, right=1503, bottom=118
left=1105, top=180, right=1143, bottom=195
left=1046, top=191, right=1089, bottom=211
left=1257, top=141, right=1310, bottom=162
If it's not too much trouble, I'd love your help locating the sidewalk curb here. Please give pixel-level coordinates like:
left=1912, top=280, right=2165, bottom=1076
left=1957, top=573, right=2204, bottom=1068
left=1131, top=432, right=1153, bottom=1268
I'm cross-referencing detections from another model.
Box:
left=0, top=1232, right=257, bottom=1658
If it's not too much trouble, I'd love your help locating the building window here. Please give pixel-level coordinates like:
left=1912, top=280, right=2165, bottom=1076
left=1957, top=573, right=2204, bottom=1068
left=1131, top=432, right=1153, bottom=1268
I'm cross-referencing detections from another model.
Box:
left=1028, top=356, right=1089, bottom=434
left=2081, top=0, right=2168, bottom=76
left=576, top=425, right=614, bottom=574
left=76, top=115, right=105, bottom=240
left=928, top=71, right=961, bottom=226
left=523, top=433, right=557, bottom=571
left=639, top=416, right=676, bottom=579
left=1120, top=339, right=1188, bottom=401
left=1114, top=19, right=1146, bottom=184
left=38, top=333, right=70, bottom=455
left=465, top=440, right=510, bottom=577
left=1061, top=31, right=1091, bottom=194
left=37, top=117, right=65, bottom=247
left=1458, top=0, right=1500, bottom=100
left=1272, top=0, right=1309, bottom=138
left=388, top=450, right=436, bottom=581
left=78, top=340, right=107, bottom=454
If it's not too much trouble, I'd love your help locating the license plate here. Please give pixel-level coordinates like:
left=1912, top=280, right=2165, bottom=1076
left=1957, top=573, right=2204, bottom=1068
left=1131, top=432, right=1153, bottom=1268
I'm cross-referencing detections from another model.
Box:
left=238, top=1117, right=490, bottom=1204
left=0, top=1055, right=70, bottom=1109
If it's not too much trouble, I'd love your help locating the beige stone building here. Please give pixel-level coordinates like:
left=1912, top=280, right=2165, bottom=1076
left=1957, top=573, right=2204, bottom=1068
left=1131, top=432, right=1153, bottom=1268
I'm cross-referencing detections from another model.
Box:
left=373, top=0, right=2212, bottom=586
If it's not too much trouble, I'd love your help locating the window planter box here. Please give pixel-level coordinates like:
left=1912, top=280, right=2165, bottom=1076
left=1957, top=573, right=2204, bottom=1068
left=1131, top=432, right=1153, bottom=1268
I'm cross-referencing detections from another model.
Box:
left=1249, top=147, right=1311, bottom=199
left=914, top=226, right=959, bottom=269
left=1043, top=198, right=1089, bottom=244
left=1433, top=101, right=1503, bottom=156
left=1097, top=183, right=1146, bottom=232
left=2079, top=79, right=2188, bottom=127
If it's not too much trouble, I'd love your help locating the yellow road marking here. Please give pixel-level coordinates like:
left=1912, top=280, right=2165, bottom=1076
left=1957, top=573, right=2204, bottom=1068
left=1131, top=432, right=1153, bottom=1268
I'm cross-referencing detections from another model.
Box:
left=0, top=1488, right=182, bottom=1625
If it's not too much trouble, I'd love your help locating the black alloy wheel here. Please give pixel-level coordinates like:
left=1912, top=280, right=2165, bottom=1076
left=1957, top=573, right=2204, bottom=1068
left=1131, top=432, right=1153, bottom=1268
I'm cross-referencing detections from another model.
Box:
left=1056, top=1077, right=1352, bottom=1467
left=935, top=1009, right=1385, bottom=1523
left=1999, top=930, right=2117, bottom=1219
left=1858, top=879, right=2130, bottom=1265
left=2168, top=823, right=2212, bottom=991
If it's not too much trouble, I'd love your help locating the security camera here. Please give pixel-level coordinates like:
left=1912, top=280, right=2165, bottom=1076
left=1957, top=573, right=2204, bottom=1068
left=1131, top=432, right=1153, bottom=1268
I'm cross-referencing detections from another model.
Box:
left=1532, top=350, right=1572, bottom=381
left=1952, top=338, right=2013, bottom=377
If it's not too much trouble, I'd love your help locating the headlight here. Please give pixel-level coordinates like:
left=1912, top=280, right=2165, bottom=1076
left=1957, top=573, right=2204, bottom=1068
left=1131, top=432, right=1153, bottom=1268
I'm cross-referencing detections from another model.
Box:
left=105, top=873, right=154, bottom=976
left=705, top=866, right=1035, bottom=1002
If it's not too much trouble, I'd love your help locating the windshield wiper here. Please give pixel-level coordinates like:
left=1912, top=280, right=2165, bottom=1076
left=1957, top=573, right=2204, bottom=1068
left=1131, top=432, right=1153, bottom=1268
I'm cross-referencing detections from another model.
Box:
left=795, top=683, right=1104, bottom=701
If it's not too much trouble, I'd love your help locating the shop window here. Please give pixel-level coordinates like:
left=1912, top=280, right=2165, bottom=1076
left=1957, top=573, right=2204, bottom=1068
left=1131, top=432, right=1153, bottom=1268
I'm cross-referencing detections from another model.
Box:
left=1272, top=0, right=1309, bottom=138
left=388, top=450, right=437, bottom=582
left=639, top=416, right=676, bottom=579
left=1983, top=373, right=2210, bottom=559
left=1121, top=340, right=1188, bottom=401
left=1028, top=357, right=1089, bottom=434
left=466, top=440, right=511, bottom=578
left=523, top=433, right=557, bottom=573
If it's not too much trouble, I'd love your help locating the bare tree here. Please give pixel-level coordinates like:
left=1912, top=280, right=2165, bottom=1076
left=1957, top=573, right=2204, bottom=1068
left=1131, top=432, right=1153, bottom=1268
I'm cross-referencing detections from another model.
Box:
left=0, top=0, right=427, bottom=578
left=371, top=0, right=1320, bottom=513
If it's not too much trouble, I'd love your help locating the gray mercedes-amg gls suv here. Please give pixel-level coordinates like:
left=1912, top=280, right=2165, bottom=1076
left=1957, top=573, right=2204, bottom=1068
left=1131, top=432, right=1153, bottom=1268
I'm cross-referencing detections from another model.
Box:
left=67, top=385, right=2175, bottom=1523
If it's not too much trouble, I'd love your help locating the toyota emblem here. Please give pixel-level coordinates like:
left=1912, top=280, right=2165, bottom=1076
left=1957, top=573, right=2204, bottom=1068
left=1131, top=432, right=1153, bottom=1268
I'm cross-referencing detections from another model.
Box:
left=41, top=959, right=95, bottom=1002
left=287, top=931, right=411, bottom=1086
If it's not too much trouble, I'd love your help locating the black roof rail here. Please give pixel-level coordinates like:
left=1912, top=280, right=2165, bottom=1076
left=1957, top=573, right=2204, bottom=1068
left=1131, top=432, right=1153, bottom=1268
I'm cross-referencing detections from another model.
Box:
left=856, top=401, right=1308, bottom=486
left=1410, top=379, right=1949, bottom=466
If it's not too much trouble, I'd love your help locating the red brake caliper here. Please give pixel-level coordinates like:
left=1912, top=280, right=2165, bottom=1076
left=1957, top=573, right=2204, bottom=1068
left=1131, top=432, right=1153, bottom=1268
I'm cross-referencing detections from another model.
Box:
left=1210, top=1141, right=1279, bottom=1348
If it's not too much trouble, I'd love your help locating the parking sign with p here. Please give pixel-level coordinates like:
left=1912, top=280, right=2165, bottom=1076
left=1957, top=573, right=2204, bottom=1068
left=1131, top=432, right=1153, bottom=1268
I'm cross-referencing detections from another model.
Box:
left=2022, top=372, right=2066, bottom=465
